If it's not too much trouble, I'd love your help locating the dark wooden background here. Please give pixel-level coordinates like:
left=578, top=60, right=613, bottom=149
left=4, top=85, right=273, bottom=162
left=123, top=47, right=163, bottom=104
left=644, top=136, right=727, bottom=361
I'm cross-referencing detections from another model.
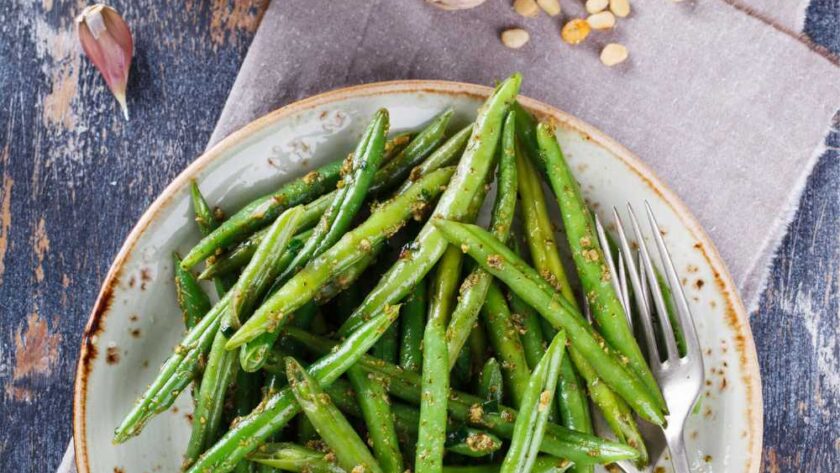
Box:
left=0, top=1, right=836, bottom=471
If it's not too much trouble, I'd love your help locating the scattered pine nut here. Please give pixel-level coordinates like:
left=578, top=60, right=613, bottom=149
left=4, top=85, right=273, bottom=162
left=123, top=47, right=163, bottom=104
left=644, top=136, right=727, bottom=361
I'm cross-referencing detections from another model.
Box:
left=600, top=43, right=629, bottom=66
left=561, top=19, right=591, bottom=45
left=513, top=0, right=540, bottom=17
left=501, top=28, right=531, bottom=49
left=585, top=0, right=609, bottom=14
left=536, top=0, right=561, bottom=16
left=609, top=0, right=631, bottom=18
left=587, top=11, right=616, bottom=30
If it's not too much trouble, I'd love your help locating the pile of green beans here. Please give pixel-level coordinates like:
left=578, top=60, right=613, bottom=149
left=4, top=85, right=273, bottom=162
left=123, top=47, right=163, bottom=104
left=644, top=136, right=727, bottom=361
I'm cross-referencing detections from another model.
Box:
left=114, top=74, right=668, bottom=473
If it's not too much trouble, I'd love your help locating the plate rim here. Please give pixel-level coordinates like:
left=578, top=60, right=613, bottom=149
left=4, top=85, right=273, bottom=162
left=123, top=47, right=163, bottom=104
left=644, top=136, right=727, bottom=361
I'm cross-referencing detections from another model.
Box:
left=72, top=79, right=763, bottom=473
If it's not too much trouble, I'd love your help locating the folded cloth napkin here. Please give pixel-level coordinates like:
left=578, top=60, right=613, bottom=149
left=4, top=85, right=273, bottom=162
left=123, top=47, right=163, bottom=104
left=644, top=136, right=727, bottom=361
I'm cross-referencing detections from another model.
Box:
left=62, top=0, right=839, bottom=471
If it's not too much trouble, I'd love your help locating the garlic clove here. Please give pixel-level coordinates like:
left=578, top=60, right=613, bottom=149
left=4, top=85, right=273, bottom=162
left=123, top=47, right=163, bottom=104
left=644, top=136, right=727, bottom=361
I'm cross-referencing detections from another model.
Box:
left=76, top=4, right=133, bottom=120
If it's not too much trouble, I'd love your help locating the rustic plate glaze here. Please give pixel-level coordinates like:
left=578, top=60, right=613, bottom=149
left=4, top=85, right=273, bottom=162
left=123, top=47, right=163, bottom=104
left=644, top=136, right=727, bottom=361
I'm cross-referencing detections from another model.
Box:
left=73, top=81, right=762, bottom=473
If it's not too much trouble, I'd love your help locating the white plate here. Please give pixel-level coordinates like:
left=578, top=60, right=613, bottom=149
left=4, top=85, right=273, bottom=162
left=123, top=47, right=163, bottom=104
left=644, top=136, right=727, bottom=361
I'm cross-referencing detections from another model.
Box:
left=73, top=81, right=762, bottom=473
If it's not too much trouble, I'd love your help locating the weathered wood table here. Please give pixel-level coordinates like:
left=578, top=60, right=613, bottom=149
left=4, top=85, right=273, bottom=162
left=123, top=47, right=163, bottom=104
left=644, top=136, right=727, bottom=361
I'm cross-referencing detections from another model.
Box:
left=0, top=1, right=836, bottom=471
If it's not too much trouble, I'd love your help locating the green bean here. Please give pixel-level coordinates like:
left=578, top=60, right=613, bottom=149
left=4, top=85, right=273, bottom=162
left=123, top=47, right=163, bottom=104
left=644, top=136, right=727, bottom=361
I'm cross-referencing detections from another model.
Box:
left=286, top=329, right=640, bottom=465
left=395, top=124, right=473, bottom=194
left=443, top=456, right=573, bottom=473
left=372, top=323, right=399, bottom=364
left=416, top=246, right=461, bottom=473
left=286, top=358, right=383, bottom=473
left=399, top=280, right=426, bottom=372
left=347, top=368, right=404, bottom=473
left=258, top=374, right=286, bottom=473
left=445, top=427, right=503, bottom=458
left=515, top=143, right=573, bottom=302
left=248, top=443, right=344, bottom=473
left=184, top=330, right=239, bottom=467
left=510, top=102, right=543, bottom=174
left=468, top=321, right=489, bottom=377
left=228, top=206, right=305, bottom=327
left=445, top=111, right=518, bottom=366
left=339, top=74, right=522, bottom=336
left=241, top=301, right=319, bottom=373
left=451, top=341, right=473, bottom=390
left=482, top=282, right=531, bottom=408
left=505, top=268, right=545, bottom=371
left=478, top=357, right=504, bottom=404
left=190, top=181, right=235, bottom=295
left=433, top=220, right=665, bottom=425
left=181, top=160, right=344, bottom=270
left=184, top=306, right=399, bottom=473
left=535, top=123, right=665, bottom=411
left=225, top=167, right=455, bottom=349
left=233, top=370, right=262, bottom=473
left=501, top=330, right=566, bottom=473
left=174, top=253, right=212, bottom=330
left=369, top=109, right=452, bottom=194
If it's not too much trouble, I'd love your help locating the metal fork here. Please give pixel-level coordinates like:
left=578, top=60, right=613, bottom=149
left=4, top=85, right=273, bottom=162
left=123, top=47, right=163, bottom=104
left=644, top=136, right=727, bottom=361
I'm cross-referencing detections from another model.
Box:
left=590, top=203, right=705, bottom=472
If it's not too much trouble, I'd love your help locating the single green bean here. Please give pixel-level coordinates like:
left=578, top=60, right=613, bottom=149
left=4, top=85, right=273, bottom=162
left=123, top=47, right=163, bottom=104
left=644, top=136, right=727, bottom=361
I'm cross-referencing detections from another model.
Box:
left=372, top=323, right=399, bottom=364
left=184, top=306, right=399, bottom=473
left=482, top=281, right=531, bottom=408
left=433, top=219, right=665, bottom=425
left=174, top=253, right=212, bottom=330
left=339, top=74, right=522, bottom=335
left=225, top=167, right=455, bottom=349
left=369, top=109, right=452, bottom=194
left=535, top=123, right=665, bottom=411
left=286, top=357, right=383, bottom=473
left=416, top=246, right=461, bottom=473
left=445, top=111, right=518, bottom=366
left=286, top=329, right=640, bottom=465
left=478, top=357, right=504, bottom=404
left=347, top=368, right=404, bottom=473
left=232, top=370, right=262, bottom=473
left=395, top=124, right=473, bottom=194
left=248, top=443, right=344, bottom=473
left=501, top=331, right=566, bottom=473
left=399, top=280, right=427, bottom=372
left=189, top=181, right=235, bottom=295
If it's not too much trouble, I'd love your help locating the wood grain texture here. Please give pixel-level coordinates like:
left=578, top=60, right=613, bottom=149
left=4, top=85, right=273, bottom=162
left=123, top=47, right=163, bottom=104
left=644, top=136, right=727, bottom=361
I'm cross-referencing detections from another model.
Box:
left=0, top=0, right=835, bottom=472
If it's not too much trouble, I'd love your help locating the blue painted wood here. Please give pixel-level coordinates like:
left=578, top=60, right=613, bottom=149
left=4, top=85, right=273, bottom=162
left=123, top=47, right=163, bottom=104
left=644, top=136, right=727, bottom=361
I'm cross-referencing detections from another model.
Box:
left=0, top=1, right=835, bottom=471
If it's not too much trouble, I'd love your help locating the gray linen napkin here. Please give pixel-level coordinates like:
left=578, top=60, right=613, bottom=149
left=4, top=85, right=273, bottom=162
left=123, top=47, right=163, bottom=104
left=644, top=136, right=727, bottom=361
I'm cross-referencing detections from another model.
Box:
left=63, top=0, right=839, bottom=471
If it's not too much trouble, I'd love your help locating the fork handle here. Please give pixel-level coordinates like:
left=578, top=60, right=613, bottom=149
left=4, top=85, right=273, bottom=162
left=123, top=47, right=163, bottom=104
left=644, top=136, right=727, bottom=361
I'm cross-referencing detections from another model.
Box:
left=666, top=430, right=692, bottom=473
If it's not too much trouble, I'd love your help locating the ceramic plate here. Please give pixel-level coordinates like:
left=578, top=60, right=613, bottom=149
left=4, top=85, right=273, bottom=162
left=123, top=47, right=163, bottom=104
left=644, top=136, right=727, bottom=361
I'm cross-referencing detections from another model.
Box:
left=73, top=81, right=762, bottom=473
